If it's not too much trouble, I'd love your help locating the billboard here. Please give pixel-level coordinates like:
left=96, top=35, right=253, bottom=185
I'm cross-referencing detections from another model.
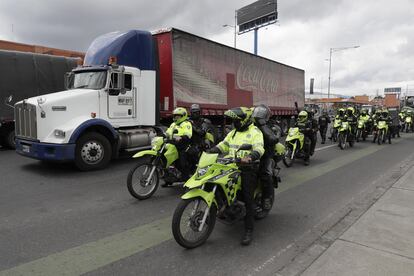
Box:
left=384, top=87, right=401, bottom=94
left=237, top=0, right=278, bottom=34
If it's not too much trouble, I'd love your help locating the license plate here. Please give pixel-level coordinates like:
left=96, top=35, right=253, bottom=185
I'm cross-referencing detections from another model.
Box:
left=22, top=145, right=30, bottom=153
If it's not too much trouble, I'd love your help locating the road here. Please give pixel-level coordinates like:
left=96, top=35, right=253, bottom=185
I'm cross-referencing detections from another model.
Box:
left=1, top=133, right=414, bottom=276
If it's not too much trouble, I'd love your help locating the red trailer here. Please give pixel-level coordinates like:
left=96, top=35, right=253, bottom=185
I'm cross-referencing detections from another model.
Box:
left=153, top=28, right=304, bottom=130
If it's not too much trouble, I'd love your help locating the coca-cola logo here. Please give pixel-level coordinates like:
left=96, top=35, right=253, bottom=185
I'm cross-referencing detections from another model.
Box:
left=236, top=63, right=278, bottom=94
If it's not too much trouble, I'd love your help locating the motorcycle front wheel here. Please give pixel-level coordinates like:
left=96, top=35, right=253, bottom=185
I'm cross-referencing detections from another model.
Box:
left=283, top=146, right=294, bottom=167
left=338, top=133, right=346, bottom=150
left=378, top=130, right=383, bottom=145
left=332, top=129, right=338, bottom=142
left=127, top=162, right=160, bottom=200
left=172, top=198, right=217, bottom=249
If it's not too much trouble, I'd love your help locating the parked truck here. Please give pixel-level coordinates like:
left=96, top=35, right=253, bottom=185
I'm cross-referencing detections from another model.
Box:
left=0, top=50, right=80, bottom=149
left=15, top=28, right=304, bottom=170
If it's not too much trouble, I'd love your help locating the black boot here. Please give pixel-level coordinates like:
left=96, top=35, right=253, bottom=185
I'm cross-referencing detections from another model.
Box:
left=241, top=229, right=253, bottom=246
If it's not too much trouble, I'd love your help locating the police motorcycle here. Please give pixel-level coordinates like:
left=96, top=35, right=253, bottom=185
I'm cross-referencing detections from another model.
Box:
left=283, top=126, right=306, bottom=167
left=330, top=109, right=345, bottom=143
left=338, top=120, right=354, bottom=150
left=127, top=108, right=197, bottom=200
left=405, top=114, right=413, bottom=133
left=172, top=144, right=278, bottom=249
left=356, top=118, right=366, bottom=142
left=126, top=133, right=187, bottom=199
left=376, top=119, right=391, bottom=145
left=356, top=116, right=370, bottom=142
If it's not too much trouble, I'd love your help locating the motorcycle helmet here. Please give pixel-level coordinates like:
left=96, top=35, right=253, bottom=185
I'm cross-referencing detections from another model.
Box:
left=382, top=109, right=389, bottom=117
left=338, top=108, right=345, bottom=117
left=298, top=110, right=308, bottom=123
left=252, top=104, right=271, bottom=126
left=346, top=106, right=355, bottom=116
left=190, top=104, right=201, bottom=121
left=224, top=107, right=252, bottom=131
left=361, top=109, right=367, bottom=115
left=172, top=107, right=188, bottom=124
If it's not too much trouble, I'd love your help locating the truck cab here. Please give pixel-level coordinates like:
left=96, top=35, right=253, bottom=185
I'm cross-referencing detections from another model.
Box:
left=15, top=30, right=158, bottom=170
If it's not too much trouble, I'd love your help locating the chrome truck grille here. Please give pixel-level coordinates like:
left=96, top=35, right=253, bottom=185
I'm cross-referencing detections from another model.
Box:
left=14, top=102, right=37, bottom=140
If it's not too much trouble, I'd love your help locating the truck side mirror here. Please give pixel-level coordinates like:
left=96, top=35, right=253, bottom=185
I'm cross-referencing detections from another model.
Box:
left=108, top=72, right=125, bottom=96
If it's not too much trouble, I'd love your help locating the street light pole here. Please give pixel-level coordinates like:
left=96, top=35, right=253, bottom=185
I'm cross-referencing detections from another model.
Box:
left=328, top=48, right=333, bottom=99
left=234, top=10, right=237, bottom=49
left=327, top=45, right=359, bottom=99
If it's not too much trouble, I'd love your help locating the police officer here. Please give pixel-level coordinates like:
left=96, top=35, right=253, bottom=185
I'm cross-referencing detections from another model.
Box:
left=252, top=105, right=278, bottom=218
left=209, top=107, right=264, bottom=245
left=295, top=110, right=313, bottom=165
left=307, top=109, right=318, bottom=155
left=318, top=110, right=331, bottom=144
left=345, top=107, right=358, bottom=141
left=189, top=104, right=215, bottom=150
left=165, top=107, right=193, bottom=182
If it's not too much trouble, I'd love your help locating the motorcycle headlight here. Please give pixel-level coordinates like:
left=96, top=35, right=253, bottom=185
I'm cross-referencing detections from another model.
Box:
left=151, top=137, right=163, bottom=149
left=197, top=167, right=208, bottom=177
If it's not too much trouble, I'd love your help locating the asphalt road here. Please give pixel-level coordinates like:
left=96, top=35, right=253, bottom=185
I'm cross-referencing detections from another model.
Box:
left=1, top=133, right=414, bottom=276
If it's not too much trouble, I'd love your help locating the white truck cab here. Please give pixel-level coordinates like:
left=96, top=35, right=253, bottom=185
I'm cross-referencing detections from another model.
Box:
left=15, top=30, right=160, bottom=170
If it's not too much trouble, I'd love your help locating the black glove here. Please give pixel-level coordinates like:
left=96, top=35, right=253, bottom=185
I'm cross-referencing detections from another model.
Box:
left=206, top=147, right=221, bottom=154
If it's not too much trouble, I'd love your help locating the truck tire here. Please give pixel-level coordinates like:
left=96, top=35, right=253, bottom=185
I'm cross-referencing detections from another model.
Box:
left=1, top=129, right=15, bottom=149
left=75, top=132, right=112, bottom=171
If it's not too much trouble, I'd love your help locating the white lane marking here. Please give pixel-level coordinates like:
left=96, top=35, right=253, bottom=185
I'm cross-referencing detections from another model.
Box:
left=315, top=144, right=338, bottom=151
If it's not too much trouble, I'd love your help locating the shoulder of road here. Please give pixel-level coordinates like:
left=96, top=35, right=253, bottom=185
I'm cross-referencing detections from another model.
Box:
left=299, top=158, right=414, bottom=276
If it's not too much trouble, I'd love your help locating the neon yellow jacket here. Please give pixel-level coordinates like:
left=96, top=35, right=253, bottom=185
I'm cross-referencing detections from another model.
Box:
left=166, top=120, right=192, bottom=139
left=217, top=124, right=264, bottom=159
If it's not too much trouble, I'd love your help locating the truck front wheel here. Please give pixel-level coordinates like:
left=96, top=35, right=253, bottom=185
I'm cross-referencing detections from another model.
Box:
left=75, top=132, right=112, bottom=171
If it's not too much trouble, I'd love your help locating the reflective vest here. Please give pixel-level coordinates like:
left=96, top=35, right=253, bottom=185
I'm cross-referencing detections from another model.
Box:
left=217, top=124, right=264, bottom=158
left=166, top=120, right=192, bottom=139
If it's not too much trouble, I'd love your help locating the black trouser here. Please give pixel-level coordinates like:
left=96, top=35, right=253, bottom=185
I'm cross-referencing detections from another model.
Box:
left=310, top=132, right=317, bottom=155
left=259, top=156, right=274, bottom=199
left=304, top=136, right=311, bottom=160
left=241, top=167, right=258, bottom=230
left=319, top=127, right=328, bottom=142
left=177, top=150, right=190, bottom=180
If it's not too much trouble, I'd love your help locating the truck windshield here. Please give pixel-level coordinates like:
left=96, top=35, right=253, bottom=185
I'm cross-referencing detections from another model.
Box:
left=70, top=71, right=107, bottom=90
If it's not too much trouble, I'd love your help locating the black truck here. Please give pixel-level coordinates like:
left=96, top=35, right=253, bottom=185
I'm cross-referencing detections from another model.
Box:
left=0, top=50, right=80, bottom=149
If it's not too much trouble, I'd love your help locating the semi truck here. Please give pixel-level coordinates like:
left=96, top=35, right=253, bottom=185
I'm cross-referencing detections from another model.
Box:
left=0, top=50, right=80, bottom=149
left=15, top=28, right=305, bottom=170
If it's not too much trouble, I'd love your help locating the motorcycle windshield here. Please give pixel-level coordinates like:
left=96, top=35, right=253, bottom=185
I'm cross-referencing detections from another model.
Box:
left=198, top=152, right=218, bottom=168
left=378, top=121, right=386, bottom=128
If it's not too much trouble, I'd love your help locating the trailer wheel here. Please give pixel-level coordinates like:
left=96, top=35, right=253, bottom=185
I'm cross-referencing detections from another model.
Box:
left=75, top=132, right=112, bottom=171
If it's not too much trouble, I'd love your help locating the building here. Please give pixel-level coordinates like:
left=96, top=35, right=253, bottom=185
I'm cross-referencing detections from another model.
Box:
left=0, top=39, right=84, bottom=61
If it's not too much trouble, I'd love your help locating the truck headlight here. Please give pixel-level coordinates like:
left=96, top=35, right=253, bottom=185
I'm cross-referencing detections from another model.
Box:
left=54, top=129, right=66, bottom=138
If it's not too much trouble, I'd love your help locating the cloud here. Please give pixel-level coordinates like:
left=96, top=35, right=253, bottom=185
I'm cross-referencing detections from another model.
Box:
left=0, top=0, right=413, bottom=96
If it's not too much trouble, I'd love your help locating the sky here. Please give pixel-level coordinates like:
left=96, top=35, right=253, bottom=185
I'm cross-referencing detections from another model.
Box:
left=0, top=0, right=413, bottom=97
